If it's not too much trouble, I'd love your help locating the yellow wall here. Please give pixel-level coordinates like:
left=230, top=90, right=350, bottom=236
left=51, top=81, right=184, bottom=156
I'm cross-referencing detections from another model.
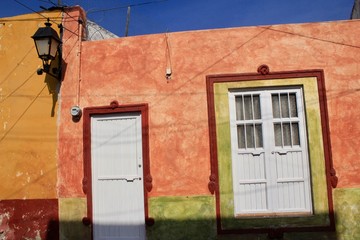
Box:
left=0, top=11, right=62, bottom=199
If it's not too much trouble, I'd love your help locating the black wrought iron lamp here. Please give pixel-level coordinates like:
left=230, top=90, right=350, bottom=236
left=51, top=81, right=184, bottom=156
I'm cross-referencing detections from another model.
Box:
left=31, top=19, right=62, bottom=79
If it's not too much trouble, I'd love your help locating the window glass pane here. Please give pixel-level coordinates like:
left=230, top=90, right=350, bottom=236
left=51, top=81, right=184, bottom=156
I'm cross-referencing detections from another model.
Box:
left=280, top=93, right=290, bottom=118
left=274, top=123, right=282, bottom=146
left=253, top=95, right=261, bottom=119
left=244, top=95, right=253, bottom=120
left=235, top=96, right=244, bottom=120
left=283, top=123, right=291, bottom=146
left=289, top=93, right=298, bottom=117
left=292, top=122, right=300, bottom=145
left=237, top=125, right=246, bottom=149
left=246, top=124, right=255, bottom=148
left=272, top=94, right=280, bottom=118
left=255, top=124, right=263, bottom=148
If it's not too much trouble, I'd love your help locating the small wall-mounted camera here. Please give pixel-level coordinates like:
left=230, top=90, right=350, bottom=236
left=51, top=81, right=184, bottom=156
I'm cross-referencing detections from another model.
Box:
left=70, top=106, right=82, bottom=122
left=165, top=68, right=172, bottom=80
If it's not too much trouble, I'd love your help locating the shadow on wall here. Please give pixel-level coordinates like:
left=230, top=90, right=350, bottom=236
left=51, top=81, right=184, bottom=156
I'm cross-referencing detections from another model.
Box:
left=46, top=219, right=90, bottom=240
left=44, top=73, right=60, bottom=118
left=44, top=220, right=59, bottom=240
left=45, top=218, right=340, bottom=240
left=47, top=219, right=216, bottom=240
left=43, top=58, right=67, bottom=117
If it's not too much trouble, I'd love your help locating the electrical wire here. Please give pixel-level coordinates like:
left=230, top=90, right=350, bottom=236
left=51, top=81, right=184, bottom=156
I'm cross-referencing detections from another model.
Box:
left=41, top=0, right=86, bottom=28
left=13, top=0, right=80, bottom=36
left=87, top=0, right=168, bottom=14
left=37, top=0, right=54, bottom=3
left=0, top=17, right=62, bottom=22
left=14, top=0, right=54, bottom=20
left=0, top=47, right=35, bottom=86
left=0, top=71, right=37, bottom=104
left=0, top=84, right=47, bottom=143
left=46, top=0, right=58, bottom=6
left=265, top=26, right=360, bottom=49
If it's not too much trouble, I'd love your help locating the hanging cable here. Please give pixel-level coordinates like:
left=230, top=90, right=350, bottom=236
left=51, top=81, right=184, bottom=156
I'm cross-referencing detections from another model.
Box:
left=87, top=0, right=168, bottom=14
left=13, top=0, right=80, bottom=36
left=0, top=71, right=37, bottom=104
left=39, top=0, right=86, bottom=28
left=0, top=84, right=47, bottom=143
left=165, top=31, right=173, bottom=80
left=0, top=47, right=35, bottom=86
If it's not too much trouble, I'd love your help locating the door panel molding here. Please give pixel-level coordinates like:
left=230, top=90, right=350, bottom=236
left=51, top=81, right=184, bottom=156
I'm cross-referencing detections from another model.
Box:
left=83, top=100, right=152, bottom=239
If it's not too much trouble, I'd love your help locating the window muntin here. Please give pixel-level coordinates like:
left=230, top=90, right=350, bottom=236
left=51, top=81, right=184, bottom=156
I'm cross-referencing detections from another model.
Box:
left=235, top=94, right=263, bottom=149
left=229, top=87, right=312, bottom=217
left=272, top=92, right=301, bottom=147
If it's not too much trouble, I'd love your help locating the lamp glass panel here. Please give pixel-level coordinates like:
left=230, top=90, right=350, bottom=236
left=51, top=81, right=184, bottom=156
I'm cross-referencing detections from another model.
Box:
left=35, top=38, right=50, bottom=57
left=49, top=38, right=59, bottom=58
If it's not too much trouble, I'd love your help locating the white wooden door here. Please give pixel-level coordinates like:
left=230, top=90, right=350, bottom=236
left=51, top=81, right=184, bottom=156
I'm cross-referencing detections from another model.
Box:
left=91, top=112, right=146, bottom=240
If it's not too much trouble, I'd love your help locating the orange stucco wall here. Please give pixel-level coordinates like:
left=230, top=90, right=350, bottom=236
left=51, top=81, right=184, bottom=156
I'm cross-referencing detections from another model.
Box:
left=0, top=11, right=62, bottom=200
left=57, top=7, right=87, bottom=198
left=58, top=10, right=360, bottom=198
left=0, top=11, right=62, bottom=239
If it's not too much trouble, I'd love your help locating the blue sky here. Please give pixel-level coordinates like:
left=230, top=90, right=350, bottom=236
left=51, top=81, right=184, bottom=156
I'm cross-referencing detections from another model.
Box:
left=0, top=0, right=355, bottom=36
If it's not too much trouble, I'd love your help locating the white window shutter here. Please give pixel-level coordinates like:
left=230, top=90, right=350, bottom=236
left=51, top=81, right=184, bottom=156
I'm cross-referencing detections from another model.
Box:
left=229, top=92, right=269, bottom=215
left=229, top=88, right=312, bottom=216
left=271, top=90, right=312, bottom=213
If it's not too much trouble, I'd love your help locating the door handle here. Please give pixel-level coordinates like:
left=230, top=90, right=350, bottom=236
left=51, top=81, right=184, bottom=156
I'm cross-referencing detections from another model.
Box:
left=98, top=176, right=142, bottom=181
left=272, top=151, right=288, bottom=155
left=271, top=149, right=302, bottom=155
left=126, top=177, right=142, bottom=182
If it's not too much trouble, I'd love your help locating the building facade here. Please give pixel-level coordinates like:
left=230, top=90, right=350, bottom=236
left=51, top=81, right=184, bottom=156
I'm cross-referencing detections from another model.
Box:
left=1, top=6, right=360, bottom=240
left=0, top=10, right=63, bottom=239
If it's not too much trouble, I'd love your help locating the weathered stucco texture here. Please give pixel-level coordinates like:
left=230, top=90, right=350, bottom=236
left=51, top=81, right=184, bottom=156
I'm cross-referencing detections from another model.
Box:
left=59, top=198, right=90, bottom=240
left=0, top=199, right=58, bottom=240
left=0, top=12, right=61, bottom=200
left=0, top=11, right=62, bottom=239
left=53, top=7, right=360, bottom=239
left=59, top=18, right=360, bottom=197
left=334, top=188, right=360, bottom=239
left=57, top=7, right=87, bottom=198
left=148, top=196, right=216, bottom=240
